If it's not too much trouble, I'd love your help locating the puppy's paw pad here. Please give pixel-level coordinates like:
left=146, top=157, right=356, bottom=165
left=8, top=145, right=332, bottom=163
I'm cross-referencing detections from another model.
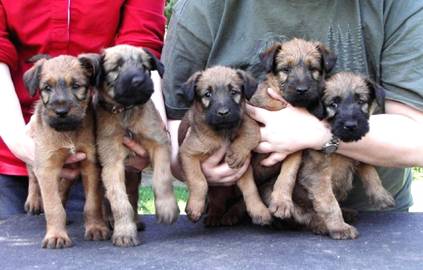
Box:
left=84, top=225, right=111, bottom=241
left=329, top=224, right=359, bottom=240
left=225, top=151, right=248, bottom=169
left=42, top=233, right=73, bottom=249
left=269, top=198, right=294, bottom=219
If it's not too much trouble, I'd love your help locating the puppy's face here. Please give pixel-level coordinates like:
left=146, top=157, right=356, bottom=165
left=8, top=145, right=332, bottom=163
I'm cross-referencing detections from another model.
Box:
left=99, top=45, right=164, bottom=107
left=180, top=66, right=257, bottom=130
left=323, top=72, right=385, bottom=142
left=260, top=38, right=336, bottom=116
left=24, top=55, right=98, bottom=131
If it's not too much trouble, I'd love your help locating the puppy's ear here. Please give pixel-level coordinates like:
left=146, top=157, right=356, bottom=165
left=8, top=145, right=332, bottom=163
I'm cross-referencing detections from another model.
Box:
left=366, top=78, right=386, bottom=112
left=311, top=100, right=327, bottom=120
left=237, top=70, right=258, bottom=100
left=78, top=53, right=103, bottom=87
left=316, top=43, right=337, bottom=73
left=259, top=44, right=281, bottom=73
left=144, top=49, right=165, bottom=78
left=23, top=59, right=46, bottom=96
left=178, top=71, right=201, bottom=105
left=27, top=54, right=51, bottom=63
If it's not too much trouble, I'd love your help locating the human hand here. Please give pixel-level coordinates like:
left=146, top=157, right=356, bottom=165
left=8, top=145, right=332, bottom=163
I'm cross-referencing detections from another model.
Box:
left=247, top=88, right=331, bottom=166
left=122, top=136, right=150, bottom=172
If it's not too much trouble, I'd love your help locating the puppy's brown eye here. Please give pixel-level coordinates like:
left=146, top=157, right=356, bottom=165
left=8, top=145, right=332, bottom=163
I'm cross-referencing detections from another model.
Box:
left=204, top=91, right=212, bottom=98
left=72, top=83, right=81, bottom=89
left=282, top=67, right=290, bottom=73
left=43, top=85, right=52, bottom=92
left=231, top=90, right=238, bottom=96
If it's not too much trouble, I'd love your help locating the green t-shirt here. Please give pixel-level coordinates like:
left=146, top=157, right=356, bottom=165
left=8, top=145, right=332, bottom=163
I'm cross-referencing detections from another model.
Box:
left=162, top=0, right=423, bottom=211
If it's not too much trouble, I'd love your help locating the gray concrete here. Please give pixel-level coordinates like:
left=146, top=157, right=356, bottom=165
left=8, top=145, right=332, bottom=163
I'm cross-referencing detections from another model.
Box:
left=0, top=213, right=422, bottom=270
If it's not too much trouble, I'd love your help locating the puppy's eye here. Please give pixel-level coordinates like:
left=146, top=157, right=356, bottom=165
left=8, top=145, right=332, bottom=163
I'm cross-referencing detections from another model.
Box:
left=204, top=91, right=212, bottom=98
left=358, top=99, right=366, bottom=105
left=282, top=67, right=290, bottom=73
left=231, top=90, right=238, bottom=96
left=329, top=102, right=338, bottom=109
left=72, top=83, right=81, bottom=89
left=43, top=85, right=52, bottom=92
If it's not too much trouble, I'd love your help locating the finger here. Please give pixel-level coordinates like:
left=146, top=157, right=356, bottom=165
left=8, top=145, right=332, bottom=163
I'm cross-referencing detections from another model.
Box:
left=266, top=87, right=290, bottom=106
left=60, top=168, right=80, bottom=180
left=202, top=146, right=226, bottom=167
left=254, top=141, right=274, bottom=154
left=245, top=104, right=270, bottom=124
left=64, top=152, right=86, bottom=164
left=123, top=137, right=148, bottom=157
left=261, top=152, right=286, bottom=167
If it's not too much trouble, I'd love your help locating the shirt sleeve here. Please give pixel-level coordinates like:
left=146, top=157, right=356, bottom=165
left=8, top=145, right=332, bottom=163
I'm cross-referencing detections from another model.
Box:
left=0, top=1, right=18, bottom=71
left=162, top=0, right=214, bottom=120
left=381, top=1, right=423, bottom=111
left=114, top=0, right=166, bottom=58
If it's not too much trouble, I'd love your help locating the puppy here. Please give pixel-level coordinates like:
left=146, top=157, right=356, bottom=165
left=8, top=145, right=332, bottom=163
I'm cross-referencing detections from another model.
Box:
left=23, top=55, right=110, bottom=248
left=93, top=45, right=179, bottom=247
left=178, top=66, right=272, bottom=225
left=288, top=72, right=395, bottom=239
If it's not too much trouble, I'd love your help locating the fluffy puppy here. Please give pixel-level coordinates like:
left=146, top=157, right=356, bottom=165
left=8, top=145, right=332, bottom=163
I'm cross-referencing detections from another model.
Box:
left=23, top=55, right=110, bottom=248
left=93, top=45, right=179, bottom=247
left=178, top=66, right=272, bottom=225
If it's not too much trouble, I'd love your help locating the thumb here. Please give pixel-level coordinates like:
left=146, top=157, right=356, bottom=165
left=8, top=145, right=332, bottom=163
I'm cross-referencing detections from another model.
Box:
left=246, top=104, right=270, bottom=124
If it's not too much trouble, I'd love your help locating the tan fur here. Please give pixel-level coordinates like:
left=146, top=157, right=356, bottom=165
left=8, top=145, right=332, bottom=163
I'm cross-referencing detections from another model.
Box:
left=95, top=45, right=179, bottom=247
left=179, top=66, right=272, bottom=225
left=25, top=56, right=109, bottom=248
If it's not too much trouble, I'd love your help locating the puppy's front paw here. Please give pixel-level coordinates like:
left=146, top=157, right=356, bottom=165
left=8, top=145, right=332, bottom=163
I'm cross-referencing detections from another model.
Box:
left=328, top=224, right=359, bottom=240
left=225, top=150, right=249, bottom=169
left=220, top=212, right=241, bottom=226
left=112, top=223, right=139, bottom=247
left=155, top=196, right=180, bottom=224
left=185, top=200, right=205, bottom=223
left=248, top=205, right=272, bottom=226
left=42, top=231, right=73, bottom=249
left=24, top=195, right=43, bottom=215
left=269, top=194, right=294, bottom=219
left=204, top=214, right=222, bottom=227
left=84, top=224, right=111, bottom=241
left=370, top=190, right=395, bottom=210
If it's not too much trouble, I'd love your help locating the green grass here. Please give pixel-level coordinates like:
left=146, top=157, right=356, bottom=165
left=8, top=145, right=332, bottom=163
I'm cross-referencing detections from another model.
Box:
left=413, top=167, right=423, bottom=181
left=138, top=186, right=188, bottom=214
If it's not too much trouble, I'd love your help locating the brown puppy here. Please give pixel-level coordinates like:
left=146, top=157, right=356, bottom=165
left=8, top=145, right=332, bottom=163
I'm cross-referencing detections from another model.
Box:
left=288, top=72, right=395, bottom=239
left=94, top=45, right=179, bottom=247
left=178, top=66, right=272, bottom=225
left=23, top=55, right=110, bottom=248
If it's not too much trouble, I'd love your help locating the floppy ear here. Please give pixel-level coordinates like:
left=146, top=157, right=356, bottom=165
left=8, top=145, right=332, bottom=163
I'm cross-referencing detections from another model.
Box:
left=311, top=100, right=327, bottom=120
left=23, top=59, right=46, bottom=96
left=27, top=54, right=51, bottom=63
left=178, top=71, right=202, bottom=105
left=78, top=53, right=103, bottom=87
left=316, top=43, right=337, bottom=74
left=236, top=70, right=258, bottom=100
left=366, top=79, right=386, bottom=112
left=144, top=49, right=165, bottom=78
left=259, top=44, right=281, bottom=74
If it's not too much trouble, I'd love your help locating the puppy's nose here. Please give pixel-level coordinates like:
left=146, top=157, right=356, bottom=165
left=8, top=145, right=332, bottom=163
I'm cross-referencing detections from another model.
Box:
left=217, top=108, right=230, bottom=117
left=54, top=107, right=70, bottom=117
left=296, top=86, right=309, bottom=94
left=344, top=120, right=358, bottom=131
left=131, top=76, right=145, bottom=87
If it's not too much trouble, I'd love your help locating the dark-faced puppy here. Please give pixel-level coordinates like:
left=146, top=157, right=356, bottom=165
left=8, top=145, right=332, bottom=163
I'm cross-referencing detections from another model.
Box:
left=289, top=72, right=395, bottom=240
left=178, top=66, right=272, bottom=225
left=94, top=45, right=179, bottom=247
left=23, top=55, right=110, bottom=249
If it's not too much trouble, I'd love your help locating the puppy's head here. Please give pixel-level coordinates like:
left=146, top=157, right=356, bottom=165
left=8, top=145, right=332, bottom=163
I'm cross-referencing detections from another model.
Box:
left=323, top=72, right=385, bottom=142
left=23, top=55, right=99, bottom=131
left=260, top=38, right=336, bottom=118
left=98, top=45, right=164, bottom=107
left=179, top=66, right=257, bottom=130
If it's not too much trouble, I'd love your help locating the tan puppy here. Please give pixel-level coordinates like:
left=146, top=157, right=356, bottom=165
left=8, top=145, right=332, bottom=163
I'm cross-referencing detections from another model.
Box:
left=93, top=45, right=179, bottom=247
left=23, top=55, right=110, bottom=248
left=178, top=66, right=272, bottom=225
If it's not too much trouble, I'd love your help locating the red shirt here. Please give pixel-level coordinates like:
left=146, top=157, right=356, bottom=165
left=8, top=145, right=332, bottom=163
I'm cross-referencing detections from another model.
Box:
left=0, top=0, right=166, bottom=175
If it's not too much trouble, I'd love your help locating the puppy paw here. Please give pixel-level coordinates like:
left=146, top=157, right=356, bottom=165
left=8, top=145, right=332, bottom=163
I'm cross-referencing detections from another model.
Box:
left=225, top=150, right=249, bottom=169
left=84, top=224, right=111, bottom=241
left=204, top=214, right=222, bottom=227
left=370, top=190, right=395, bottom=210
left=24, top=195, right=43, bottom=215
left=248, top=205, right=272, bottom=226
left=112, top=223, right=139, bottom=247
left=329, top=224, right=359, bottom=240
left=220, top=212, right=241, bottom=226
left=185, top=200, right=206, bottom=223
left=269, top=195, right=294, bottom=219
left=42, top=231, right=73, bottom=249
left=155, top=196, right=180, bottom=224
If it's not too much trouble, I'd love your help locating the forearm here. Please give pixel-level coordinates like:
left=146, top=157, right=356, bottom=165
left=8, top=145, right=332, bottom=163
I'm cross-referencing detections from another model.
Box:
left=0, top=63, right=27, bottom=150
left=336, top=101, right=423, bottom=167
left=168, top=119, right=183, bottom=180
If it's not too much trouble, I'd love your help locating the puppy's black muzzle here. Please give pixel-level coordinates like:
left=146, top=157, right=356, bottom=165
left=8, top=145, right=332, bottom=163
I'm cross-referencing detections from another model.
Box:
left=330, top=103, right=369, bottom=142
left=114, top=67, right=154, bottom=107
left=206, top=105, right=241, bottom=131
